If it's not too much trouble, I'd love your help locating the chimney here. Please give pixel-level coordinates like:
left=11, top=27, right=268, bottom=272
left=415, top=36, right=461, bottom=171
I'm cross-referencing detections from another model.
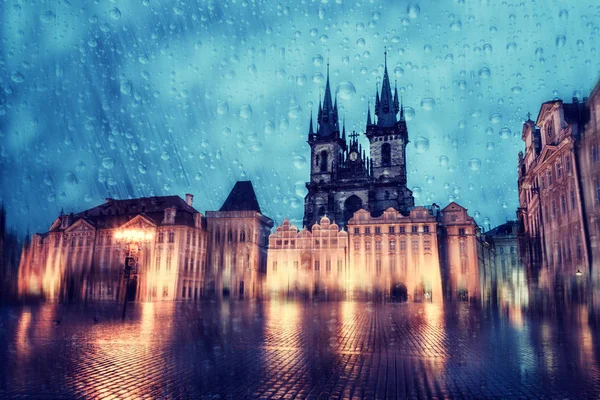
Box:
left=185, top=193, right=194, bottom=207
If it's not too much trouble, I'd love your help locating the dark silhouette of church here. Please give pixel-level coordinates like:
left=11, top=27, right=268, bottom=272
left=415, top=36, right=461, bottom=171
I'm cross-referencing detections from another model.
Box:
left=303, top=53, right=414, bottom=228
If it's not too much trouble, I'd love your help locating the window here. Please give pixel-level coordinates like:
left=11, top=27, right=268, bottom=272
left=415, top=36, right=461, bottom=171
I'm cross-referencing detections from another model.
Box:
left=571, top=190, right=576, bottom=210
left=320, top=150, right=328, bottom=172
left=561, top=194, right=566, bottom=214
left=354, top=227, right=360, bottom=234
left=389, top=226, right=395, bottom=234
left=390, top=240, right=396, bottom=251
left=596, top=180, right=600, bottom=205
left=411, top=241, right=419, bottom=252
left=375, top=258, right=382, bottom=273
left=423, top=225, right=430, bottom=233
left=547, top=123, right=553, bottom=137
left=365, top=227, right=371, bottom=235
left=155, top=253, right=161, bottom=270
left=541, top=176, right=546, bottom=189
left=97, top=235, right=103, bottom=246
left=458, top=228, right=466, bottom=236
left=354, top=241, right=360, bottom=250
left=381, top=143, right=391, bottom=166
left=227, top=230, right=233, bottom=243
left=168, top=231, right=175, bottom=243
left=375, top=227, right=381, bottom=234
left=184, top=252, right=189, bottom=271
left=365, top=241, right=371, bottom=251
left=400, top=240, right=406, bottom=251
left=399, top=226, right=406, bottom=234
left=411, top=226, right=418, bottom=233
left=565, top=156, right=571, bottom=173
left=556, top=162, right=562, bottom=178
left=186, top=231, right=191, bottom=245
left=192, top=233, right=196, bottom=246
left=190, top=257, right=194, bottom=272
left=240, top=230, right=246, bottom=242
left=592, top=144, right=600, bottom=164
left=166, top=252, right=172, bottom=271
left=424, top=240, right=431, bottom=252
left=314, top=260, right=320, bottom=271
left=158, top=232, right=164, bottom=243
left=547, top=170, right=553, bottom=186
left=499, top=247, right=504, bottom=254
left=375, top=240, right=382, bottom=251
left=552, top=200, right=557, bottom=219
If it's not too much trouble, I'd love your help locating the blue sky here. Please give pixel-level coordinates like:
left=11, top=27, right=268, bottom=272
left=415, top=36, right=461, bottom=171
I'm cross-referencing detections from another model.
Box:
left=1, top=0, right=599, bottom=233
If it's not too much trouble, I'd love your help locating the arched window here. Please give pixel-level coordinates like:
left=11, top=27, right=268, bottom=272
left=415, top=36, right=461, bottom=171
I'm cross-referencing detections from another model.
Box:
left=227, top=230, right=233, bottom=243
left=320, top=150, right=328, bottom=172
left=240, top=230, right=246, bottom=242
left=382, top=143, right=391, bottom=166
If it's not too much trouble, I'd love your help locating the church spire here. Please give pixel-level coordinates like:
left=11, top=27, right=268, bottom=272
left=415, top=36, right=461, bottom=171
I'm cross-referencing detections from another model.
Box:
left=341, top=117, right=346, bottom=141
left=374, top=49, right=397, bottom=127
left=393, top=80, right=400, bottom=114
left=309, top=110, right=315, bottom=135
left=400, top=95, right=405, bottom=122
left=316, top=59, right=339, bottom=137
left=367, top=101, right=372, bottom=126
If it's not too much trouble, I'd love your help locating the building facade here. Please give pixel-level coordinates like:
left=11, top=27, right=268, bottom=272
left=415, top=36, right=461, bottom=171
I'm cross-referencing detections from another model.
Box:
left=517, top=81, right=600, bottom=286
left=303, top=54, right=414, bottom=229
left=18, top=181, right=272, bottom=302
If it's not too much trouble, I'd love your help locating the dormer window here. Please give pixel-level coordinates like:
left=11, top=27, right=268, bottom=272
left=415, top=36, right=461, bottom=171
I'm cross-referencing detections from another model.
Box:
left=547, top=123, right=553, bottom=137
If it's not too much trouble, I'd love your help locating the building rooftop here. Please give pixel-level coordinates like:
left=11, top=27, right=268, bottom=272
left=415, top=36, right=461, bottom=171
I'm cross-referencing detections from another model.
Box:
left=219, top=181, right=262, bottom=213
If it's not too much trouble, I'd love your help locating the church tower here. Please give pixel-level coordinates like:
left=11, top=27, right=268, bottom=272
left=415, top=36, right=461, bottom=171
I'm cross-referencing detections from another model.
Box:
left=304, top=62, right=347, bottom=227
left=303, top=53, right=414, bottom=229
left=365, top=51, right=414, bottom=213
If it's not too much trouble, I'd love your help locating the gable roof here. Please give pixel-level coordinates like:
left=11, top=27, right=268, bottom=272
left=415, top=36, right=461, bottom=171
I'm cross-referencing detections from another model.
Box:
left=219, top=181, right=262, bottom=213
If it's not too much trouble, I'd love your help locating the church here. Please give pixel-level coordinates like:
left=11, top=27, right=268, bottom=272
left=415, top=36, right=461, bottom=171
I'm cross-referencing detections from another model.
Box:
left=303, top=53, right=414, bottom=228
left=268, top=54, right=481, bottom=302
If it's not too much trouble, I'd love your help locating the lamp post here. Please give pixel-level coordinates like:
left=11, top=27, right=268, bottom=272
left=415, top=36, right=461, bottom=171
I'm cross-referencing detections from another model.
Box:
left=114, top=228, right=153, bottom=319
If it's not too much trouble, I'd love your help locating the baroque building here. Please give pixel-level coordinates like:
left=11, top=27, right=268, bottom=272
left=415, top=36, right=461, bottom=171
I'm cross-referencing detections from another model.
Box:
left=303, top=53, right=414, bottom=229
left=517, top=79, right=600, bottom=287
left=18, top=181, right=272, bottom=302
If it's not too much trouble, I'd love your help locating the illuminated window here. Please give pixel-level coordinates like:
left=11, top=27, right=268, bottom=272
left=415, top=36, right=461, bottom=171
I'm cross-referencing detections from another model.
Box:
left=389, top=240, right=396, bottom=251
left=155, top=253, right=161, bottom=271
left=354, top=241, right=360, bottom=250
left=365, top=241, right=371, bottom=251
left=424, top=240, right=431, bottom=252
left=158, top=232, right=164, bottom=243
left=168, top=231, right=175, bottom=243
left=400, top=240, right=406, bottom=251
left=375, top=240, right=382, bottom=251
left=411, top=241, right=418, bottom=252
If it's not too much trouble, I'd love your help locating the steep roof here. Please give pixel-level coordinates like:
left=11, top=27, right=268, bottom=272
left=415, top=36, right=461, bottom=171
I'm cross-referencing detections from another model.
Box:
left=219, top=181, right=262, bottom=213
left=72, top=195, right=199, bottom=229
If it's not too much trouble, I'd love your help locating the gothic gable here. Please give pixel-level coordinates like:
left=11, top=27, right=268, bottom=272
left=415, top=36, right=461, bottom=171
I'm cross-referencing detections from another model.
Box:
left=118, top=214, right=157, bottom=231
left=64, top=218, right=96, bottom=233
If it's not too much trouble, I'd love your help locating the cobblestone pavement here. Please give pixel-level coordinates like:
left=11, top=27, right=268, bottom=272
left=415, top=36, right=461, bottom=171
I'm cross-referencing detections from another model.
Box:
left=1, top=300, right=599, bottom=399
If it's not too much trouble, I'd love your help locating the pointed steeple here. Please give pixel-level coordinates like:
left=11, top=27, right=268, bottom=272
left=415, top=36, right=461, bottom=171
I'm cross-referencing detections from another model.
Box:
left=341, top=117, right=346, bottom=141
left=323, top=59, right=333, bottom=113
left=367, top=101, right=372, bottom=126
left=309, top=111, right=315, bottom=135
left=393, top=80, right=400, bottom=114
left=400, top=95, right=405, bottom=122
left=316, top=59, right=339, bottom=137
left=375, top=49, right=397, bottom=127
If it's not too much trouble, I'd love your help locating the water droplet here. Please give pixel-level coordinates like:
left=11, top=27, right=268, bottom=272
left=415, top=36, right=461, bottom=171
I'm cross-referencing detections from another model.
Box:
left=489, top=113, right=502, bottom=124
left=506, top=42, right=517, bottom=53
left=356, top=38, right=366, bottom=47
left=420, top=98, right=436, bottom=111
left=292, top=156, right=307, bottom=169
left=296, top=74, right=307, bottom=86
left=336, top=81, right=356, bottom=100
left=11, top=72, right=24, bottom=83
left=478, top=67, right=491, bottom=79
left=499, top=127, right=512, bottom=139
left=450, top=21, right=462, bottom=31
left=407, top=3, right=420, bottom=19
left=393, top=66, right=404, bottom=77
left=414, top=137, right=430, bottom=153
left=403, top=106, right=415, bottom=121
left=109, top=7, right=121, bottom=20
left=486, top=142, right=495, bottom=151
left=313, top=55, right=324, bottom=66
left=412, top=186, right=422, bottom=199
left=312, top=73, right=324, bottom=83
left=511, top=86, right=522, bottom=94
left=120, top=80, right=132, bottom=95
left=555, top=34, right=566, bottom=47
left=288, top=105, right=302, bottom=119
left=217, top=101, right=229, bottom=115
left=264, top=121, right=275, bottom=135
left=439, top=156, right=449, bottom=167
left=239, top=104, right=252, bottom=119
left=161, top=152, right=170, bottom=161
left=40, top=11, right=56, bottom=23
left=559, top=9, right=569, bottom=20
left=102, top=157, right=115, bottom=169
left=468, top=158, right=481, bottom=171
left=64, top=173, right=78, bottom=186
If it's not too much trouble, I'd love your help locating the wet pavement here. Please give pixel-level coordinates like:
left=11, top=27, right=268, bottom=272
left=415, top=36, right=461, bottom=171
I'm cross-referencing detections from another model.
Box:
left=0, top=300, right=599, bottom=399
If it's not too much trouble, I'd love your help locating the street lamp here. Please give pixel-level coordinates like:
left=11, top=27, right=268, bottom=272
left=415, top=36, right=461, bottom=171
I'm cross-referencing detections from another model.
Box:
left=114, top=228, right=154, bottom=319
